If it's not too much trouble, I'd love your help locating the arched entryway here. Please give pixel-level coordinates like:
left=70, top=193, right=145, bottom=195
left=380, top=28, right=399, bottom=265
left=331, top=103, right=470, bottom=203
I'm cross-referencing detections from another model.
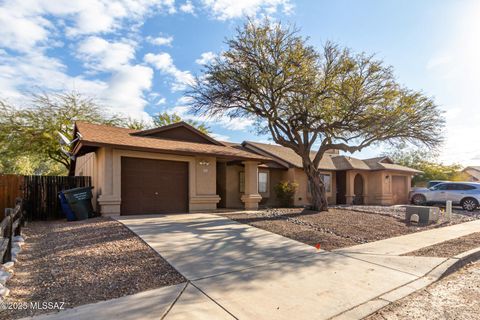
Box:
left=353, top=174, right=364, bottom=205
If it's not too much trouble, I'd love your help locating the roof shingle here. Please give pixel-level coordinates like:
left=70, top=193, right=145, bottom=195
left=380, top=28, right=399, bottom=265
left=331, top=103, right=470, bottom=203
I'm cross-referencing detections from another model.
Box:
left=74, top=121, right=421, bottom=173
left=74, top=122, right=269, bottom=161
left=243, top=141, right=421, bottom=173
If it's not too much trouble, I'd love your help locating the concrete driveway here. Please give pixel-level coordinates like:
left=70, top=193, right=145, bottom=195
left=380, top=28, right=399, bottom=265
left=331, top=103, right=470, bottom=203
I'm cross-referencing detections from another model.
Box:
left=111, top=213, right=454, bottom=320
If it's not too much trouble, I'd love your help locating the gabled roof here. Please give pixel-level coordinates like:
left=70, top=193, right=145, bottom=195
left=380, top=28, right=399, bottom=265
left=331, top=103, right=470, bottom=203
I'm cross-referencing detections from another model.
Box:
left=464, top=166, right=480, bottom=180
left=73, top=122, right=269, bottom=161
left=242, top=141, right=422, bottom=173
left=465, top=166, right=480, bottom=171
left=72, top=121, right=421, bottom=173
left=131, top=121, right=225, bottom=146
left=242, top=141, right=337, bottom=169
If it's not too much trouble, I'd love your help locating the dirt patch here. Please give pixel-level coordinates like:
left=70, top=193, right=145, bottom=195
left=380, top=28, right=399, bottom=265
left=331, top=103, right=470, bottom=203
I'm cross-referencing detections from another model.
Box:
left=0, top=217, right=185, bottom=319
left=403, top=232, right=480, bottom=258
left=225, top=213, right=356, bottom=250
left=366, top=260, right=480, bottom=320
left=332, top=205, right=478, bottom=222
left=224, top=208, right=464, bottom=250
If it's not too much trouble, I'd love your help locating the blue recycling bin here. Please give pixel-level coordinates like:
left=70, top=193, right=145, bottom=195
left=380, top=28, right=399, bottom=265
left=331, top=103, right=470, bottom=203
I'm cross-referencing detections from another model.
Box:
left=59, top=191, right=76, bottom=221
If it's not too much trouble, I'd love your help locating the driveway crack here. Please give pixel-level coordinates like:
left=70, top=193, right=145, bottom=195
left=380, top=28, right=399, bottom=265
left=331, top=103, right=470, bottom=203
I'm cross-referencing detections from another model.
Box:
left=190, top=282, right=239, bottom=320
left=161, top=281, right=190, bottom=320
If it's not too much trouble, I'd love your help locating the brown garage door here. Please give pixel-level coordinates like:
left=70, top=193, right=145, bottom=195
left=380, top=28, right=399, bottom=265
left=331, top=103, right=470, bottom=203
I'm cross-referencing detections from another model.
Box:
left=392, top=175, right=408, bottom=204
left=121, top=157, right=188, bottom=215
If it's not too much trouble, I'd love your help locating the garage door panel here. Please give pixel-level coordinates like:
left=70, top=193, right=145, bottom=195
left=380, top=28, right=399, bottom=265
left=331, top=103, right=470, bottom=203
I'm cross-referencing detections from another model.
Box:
left=121, top=157, right=188, bottom=215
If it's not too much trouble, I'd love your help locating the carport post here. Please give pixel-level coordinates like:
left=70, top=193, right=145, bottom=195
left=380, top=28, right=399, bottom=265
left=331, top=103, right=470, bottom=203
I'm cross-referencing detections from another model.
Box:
left=446, top=200, right=452, bottom=221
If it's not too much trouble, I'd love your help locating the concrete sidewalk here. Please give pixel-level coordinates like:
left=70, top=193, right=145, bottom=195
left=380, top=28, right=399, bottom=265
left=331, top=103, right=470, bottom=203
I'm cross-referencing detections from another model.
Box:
left=31, top=214, right=480, bottom=320
left=334, top=219, right=480, bottom=256
left=115, top=213, right=474, bottom=320
left=28, top=282, right=235, bottom=320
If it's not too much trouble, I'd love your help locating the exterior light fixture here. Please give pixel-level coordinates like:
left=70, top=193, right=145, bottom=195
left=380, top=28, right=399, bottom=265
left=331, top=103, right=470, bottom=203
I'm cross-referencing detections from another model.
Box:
left=199, top=160, right=210, bottom=166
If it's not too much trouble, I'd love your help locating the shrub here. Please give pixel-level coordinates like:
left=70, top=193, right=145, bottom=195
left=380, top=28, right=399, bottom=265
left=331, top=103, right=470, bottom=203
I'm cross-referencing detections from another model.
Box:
left=274, top=181, right=298, bottom=207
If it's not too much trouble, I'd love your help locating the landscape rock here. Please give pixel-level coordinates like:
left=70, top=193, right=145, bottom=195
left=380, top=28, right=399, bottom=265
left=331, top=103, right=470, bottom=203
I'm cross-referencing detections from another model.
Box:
left=410, top=214, right=420, bottom=223
left=13, top=235, right=25, bottom=243
left=2, top=262, right=14, bottom=270
left=0, top=286, right=10, bottom=297
left=0, top=270, right=13, bottom=285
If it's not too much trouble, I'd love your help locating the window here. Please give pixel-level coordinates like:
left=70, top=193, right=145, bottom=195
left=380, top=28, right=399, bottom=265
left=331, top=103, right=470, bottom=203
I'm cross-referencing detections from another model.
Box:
left=319, top=173, right=331, bottom=193
left=239, top=172, right=245, bottom=193
left=446, top=184, right=462, bottom=190
left=258, top=172, right=268, bottom=193
left=456, top=184, right=476, bottom=190
left=433, top=183, right=448, bottom=191
left=308, top=173, right=332, bottom=193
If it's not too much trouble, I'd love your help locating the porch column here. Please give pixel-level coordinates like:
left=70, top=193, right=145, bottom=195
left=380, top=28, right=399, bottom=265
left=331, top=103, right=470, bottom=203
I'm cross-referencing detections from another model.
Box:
left=97, top=147, right=121, bottom=215
left=241, top=161, right=262, bottom=210
left=345, top=171, right=355, bottom=205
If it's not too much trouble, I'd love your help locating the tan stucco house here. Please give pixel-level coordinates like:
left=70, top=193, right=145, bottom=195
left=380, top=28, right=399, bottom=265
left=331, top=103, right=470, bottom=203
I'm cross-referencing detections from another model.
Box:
left=463, top=166, right=480, bottom=182
left=73, top=121, right=421, bottom=216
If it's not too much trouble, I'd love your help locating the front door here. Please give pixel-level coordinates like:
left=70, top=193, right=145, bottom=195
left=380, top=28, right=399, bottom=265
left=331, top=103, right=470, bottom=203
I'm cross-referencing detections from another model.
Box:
left=353, top=174, right=364, bottom=205
left=336, top=171, right=347, bottom=204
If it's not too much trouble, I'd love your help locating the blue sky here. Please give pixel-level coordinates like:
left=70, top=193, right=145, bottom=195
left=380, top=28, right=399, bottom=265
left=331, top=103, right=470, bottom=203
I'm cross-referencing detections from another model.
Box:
left=0, top=0, right=479, bottom=165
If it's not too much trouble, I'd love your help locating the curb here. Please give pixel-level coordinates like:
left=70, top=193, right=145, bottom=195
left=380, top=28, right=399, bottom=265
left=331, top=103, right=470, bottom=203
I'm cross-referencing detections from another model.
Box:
left=330, top=245, right=480, bottom=320
left=441, top=245, right=480, bottom=278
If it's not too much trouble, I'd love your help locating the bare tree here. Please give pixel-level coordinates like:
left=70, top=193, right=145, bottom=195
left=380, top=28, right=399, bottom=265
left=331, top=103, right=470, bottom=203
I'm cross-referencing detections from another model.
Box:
left=188, top=19, right=444, bottom=211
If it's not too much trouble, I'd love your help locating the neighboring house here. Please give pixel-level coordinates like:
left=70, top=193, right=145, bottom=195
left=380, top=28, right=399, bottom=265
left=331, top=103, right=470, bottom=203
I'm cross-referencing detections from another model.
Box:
left=463, top=166, right=480, bottom=182
left=73, top=121, right=421, bottom=215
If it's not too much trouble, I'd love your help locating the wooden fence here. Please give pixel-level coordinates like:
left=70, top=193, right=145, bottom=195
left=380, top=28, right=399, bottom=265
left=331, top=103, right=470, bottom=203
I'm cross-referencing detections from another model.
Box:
left=23, top=176, right=91, bottom=220
left=0, top=175, right=24, bottom=220
left=0, top=198, right=24, bottom=263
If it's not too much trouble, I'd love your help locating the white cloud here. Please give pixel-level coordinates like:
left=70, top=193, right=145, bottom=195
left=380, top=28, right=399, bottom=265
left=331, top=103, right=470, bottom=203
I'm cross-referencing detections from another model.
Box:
left=146, top=35, right=174, bottom=46
left=0, top=1, right=171, bottom=119
left=0, top=51, right=153, bottom=119
left=176, top=96, right=194, bottom=104
left=0, top=7, right=51, bottom=52
left=195, top=51, right=216, bottom=65
left=156, top=97, right=167, bottom=105
left=144, top=52, right=195, bottom=91
left=148, top=92, right=167, bottom=106
left=200, top=0, right=293, bottom=20
left=101, top=65, right=153, bottom=117
left=180, top=1, right=195, bottom=14
left=210, top=133, right=230, bottom=141
left=76, top=36, right=135, bottom=71
left=0, top=0, right=177, bottom=52
left=0, top=53, right=106, bottom=102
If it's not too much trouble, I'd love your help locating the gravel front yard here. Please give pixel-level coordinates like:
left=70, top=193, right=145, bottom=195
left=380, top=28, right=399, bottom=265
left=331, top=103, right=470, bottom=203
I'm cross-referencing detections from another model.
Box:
left=366, top=260, right=480, bottom=320
left=223, top=207, right=474, bottom=251
left=0, top=217, right=185, bottom=320
left=403, top=232, right=480, bottom=258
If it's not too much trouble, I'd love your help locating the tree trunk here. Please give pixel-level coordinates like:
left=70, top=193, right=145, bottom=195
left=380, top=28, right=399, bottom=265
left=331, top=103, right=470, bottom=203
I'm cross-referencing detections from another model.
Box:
left=303, top=160, right=328, bottom=212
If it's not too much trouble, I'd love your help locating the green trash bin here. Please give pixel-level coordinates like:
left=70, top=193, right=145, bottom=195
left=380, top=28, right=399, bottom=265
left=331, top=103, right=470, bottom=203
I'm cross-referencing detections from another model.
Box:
left=63, top=187, right=94, bottom=220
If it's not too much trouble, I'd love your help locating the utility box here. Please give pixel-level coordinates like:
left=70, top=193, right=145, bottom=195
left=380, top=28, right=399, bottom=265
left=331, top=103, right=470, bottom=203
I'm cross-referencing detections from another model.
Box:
left=405, top=205, right=440, bottom=224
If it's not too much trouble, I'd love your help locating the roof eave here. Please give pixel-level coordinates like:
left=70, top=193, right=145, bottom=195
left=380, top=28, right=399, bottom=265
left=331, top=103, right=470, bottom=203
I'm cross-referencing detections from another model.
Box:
left=242, top=142, right=296, bottom=168
left=74, top=140, right=270, bottom=162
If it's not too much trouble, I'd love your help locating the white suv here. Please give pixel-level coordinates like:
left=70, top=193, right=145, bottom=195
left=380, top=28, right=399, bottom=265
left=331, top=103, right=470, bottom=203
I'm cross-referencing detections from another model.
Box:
left=409, top=182, right=480, bottom=211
